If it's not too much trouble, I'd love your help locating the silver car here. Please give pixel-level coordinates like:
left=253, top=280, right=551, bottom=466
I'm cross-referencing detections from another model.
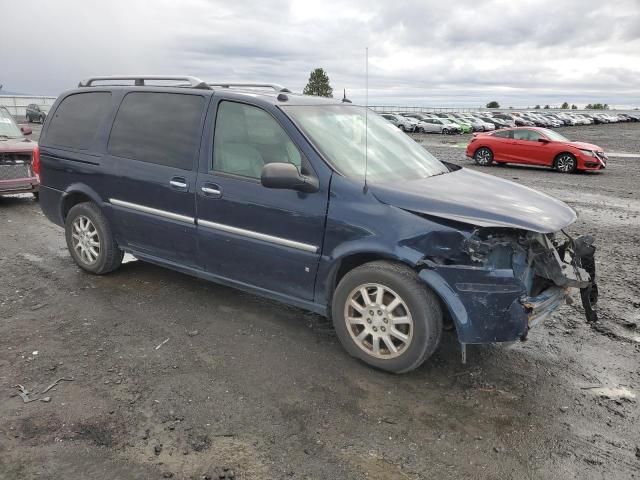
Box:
left=380, top=113, right=415, bottom=132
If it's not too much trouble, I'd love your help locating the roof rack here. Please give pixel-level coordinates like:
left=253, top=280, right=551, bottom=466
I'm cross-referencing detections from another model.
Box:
left=78, top=75, right=212, bottom=90
left=208, top=83, right=292, bottom=93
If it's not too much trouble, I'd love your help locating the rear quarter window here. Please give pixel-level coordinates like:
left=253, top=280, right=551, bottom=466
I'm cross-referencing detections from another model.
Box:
left=108, top=92, right=205, bottom=170
left=45, top=92, right=112, bottom=150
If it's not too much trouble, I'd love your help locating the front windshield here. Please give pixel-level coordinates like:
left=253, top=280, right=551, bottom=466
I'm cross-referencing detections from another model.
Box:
left=0, top=109, right=22, bottom=138
left=540, top=128, right=570, bottom=142
left=283, top=105, right=449, bottom=182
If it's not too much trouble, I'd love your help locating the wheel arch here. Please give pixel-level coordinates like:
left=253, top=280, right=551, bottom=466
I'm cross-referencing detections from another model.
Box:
left=553, top=151, right=577, bottom=169
left=61, top=184, right=104, bottom=221
left=323, top=251, right=418, bottom=314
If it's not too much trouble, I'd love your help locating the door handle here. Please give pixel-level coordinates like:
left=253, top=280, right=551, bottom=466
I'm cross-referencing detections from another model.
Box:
left=170, top=177, right=188, bottom=190
left=201, top=183, right=222, bottom=198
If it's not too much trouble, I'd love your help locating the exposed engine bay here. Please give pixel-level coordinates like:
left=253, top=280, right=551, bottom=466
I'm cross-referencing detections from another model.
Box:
left=414, top=223, right=598, bottom=345
left=463, top=229, right=598, bottom=323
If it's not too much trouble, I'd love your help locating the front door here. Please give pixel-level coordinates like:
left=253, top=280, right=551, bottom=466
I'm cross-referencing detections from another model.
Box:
left=509, top=129, right=549, bottom=165
left=195, top=100, right=328, bottom=301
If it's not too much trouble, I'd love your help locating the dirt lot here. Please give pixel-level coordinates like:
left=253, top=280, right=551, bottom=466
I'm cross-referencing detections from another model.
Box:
left=1, top=123, right=639, bottom=479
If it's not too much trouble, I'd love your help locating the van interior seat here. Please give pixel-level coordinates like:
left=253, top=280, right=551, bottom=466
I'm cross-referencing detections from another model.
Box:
left=216, top=106, right=265, bottom=178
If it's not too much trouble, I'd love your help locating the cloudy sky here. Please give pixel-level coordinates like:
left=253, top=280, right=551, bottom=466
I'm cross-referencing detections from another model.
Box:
left=3, top=0, right=640, bottom=107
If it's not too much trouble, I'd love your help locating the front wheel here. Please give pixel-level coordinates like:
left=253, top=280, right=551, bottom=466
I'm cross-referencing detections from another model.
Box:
left=332, top=261, right=443, bottom=373
left=474, top=147, right=494, bottom=166
left=65, top=202, right=123, bottom=274
left=554, top=153, right=577, bottom=173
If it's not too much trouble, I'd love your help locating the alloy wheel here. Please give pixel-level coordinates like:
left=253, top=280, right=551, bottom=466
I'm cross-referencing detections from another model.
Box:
left=71, top=215, right=101, bottom=265
left=556, top=155, right=576, bottom=173
left=475, top=148, right=492, bottom=165
left=344, top=283, right=414, bottom=359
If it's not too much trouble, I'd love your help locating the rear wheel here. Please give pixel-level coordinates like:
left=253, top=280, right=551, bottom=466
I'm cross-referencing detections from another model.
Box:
left=332, top=261, right=443, bottom=373
left=442, top=128, right=449, bottom=135
left=65, top=202, right=123, bottom=274
left=474, top=147, right=494, bottom=166
left=554, top=153, right=577, bottom=173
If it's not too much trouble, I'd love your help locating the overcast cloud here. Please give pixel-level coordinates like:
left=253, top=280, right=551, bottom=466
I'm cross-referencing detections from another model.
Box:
left=3, top=0, right=640, bottom=107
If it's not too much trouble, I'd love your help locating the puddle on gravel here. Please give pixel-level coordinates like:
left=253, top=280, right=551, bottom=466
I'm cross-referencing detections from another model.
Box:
left=19, top=253, right=44, bottom=262
left=589, top=386, right=636, bottom=401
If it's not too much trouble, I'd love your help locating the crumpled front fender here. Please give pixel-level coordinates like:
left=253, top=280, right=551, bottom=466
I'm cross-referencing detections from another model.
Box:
left=418, top=266, right=570, bottom=344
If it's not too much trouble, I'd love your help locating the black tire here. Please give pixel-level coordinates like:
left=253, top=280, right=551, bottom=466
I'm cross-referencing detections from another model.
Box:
left=474, top=147, right=494, bottom=166
left=32, top=191, right=39, bottom=201
left=399, top=124, right=406, bottom=132
left=442, top=128, right=449, bottom=135
left=554, top=153, right=577, bottom=173
left=65, top=202, right=123, bottom=274
left=332, top=261, right=443, bottom=374
left=40, top=115, right=46, bottom=124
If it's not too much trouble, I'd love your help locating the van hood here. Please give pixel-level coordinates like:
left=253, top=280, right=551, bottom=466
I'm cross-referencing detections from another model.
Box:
left=370, top=168, right=576, bottom=233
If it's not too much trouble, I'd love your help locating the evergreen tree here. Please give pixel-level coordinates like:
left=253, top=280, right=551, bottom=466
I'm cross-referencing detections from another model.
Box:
left=486, top=101, right=500, bottom=108
left=561, top=102, right=569, bottom=109
left=303, top=68, right=333, bottom=98
left=571, top=104, right=578, bottom=109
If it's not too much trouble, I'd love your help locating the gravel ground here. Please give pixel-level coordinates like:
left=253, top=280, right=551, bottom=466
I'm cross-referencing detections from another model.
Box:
left=1, top=123, right=639, bottom=480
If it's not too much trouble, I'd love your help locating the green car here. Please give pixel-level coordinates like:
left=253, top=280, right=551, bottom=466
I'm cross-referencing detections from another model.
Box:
left=445, top=116, right=472, bottom=133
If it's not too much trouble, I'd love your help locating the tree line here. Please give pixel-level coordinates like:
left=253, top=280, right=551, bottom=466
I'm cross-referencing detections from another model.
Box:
left=486, top=101, right=610, bottom=110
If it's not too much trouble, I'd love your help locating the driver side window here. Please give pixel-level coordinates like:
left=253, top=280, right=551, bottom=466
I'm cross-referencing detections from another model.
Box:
left=213, top=101, right=303, bottom=180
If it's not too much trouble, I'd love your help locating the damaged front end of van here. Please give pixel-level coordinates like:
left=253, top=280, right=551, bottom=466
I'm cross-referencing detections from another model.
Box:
left=416, top=227, right=598, bottom=352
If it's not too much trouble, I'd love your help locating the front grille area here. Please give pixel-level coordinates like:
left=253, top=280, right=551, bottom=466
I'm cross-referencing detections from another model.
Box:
left=0, top=153, right=32, bottom=181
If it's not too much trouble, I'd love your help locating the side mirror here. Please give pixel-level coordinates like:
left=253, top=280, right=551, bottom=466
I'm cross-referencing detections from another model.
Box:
left=261, top=162, right=319, bottom=193
left=538, top=138, right=550, bottom=143
left=21, top=126, right=32, bottom=136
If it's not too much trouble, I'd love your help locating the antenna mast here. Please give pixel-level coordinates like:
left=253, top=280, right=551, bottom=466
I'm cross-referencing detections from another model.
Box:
left=364, top=47, right=369, bottom=192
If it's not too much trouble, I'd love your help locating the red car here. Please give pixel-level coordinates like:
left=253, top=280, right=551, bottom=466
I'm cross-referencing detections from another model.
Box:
left=0, top=106, right=40, bottom=197
left=465, top=127, right=607, bottom=173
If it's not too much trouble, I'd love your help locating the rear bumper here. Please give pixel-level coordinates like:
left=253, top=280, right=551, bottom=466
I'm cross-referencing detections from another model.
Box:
left=0, top=177, right=39, bottom=195
left=38, top=185, right=65, bottom=227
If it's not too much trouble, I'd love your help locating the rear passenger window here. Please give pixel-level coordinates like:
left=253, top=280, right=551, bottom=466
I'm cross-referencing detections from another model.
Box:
left=46, top=92, right=112, bottom=150
left=108, top=92, right=205, bottom=170
left=493, top=130, right=513, bottom=139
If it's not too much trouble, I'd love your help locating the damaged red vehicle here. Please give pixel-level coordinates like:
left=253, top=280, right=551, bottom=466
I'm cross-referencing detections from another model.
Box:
left=466, top=127, right=607, bottom=173
left=0, top=107, right=40, bottom=197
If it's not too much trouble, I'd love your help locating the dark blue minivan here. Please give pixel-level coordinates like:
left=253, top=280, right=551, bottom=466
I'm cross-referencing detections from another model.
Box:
left=38, top=76, right=597, bottom=372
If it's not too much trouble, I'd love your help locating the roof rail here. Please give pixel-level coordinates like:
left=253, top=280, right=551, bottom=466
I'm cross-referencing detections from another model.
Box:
left=78, top=75, right=212, bottom=90
left=208, top=83, right=292, bottom=93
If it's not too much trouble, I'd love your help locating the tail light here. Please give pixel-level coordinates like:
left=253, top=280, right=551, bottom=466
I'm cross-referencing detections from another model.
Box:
left=31, top=145, right=41, bottom=178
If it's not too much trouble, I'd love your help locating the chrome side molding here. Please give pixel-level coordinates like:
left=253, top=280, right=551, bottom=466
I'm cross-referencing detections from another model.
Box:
left=198, top=219, right=318, bottom=253
left=109, top=198, right=195, bottom=224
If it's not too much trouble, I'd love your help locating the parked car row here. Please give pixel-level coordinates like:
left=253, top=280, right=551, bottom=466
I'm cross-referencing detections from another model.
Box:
left=380, top=110, right=640, bottom=135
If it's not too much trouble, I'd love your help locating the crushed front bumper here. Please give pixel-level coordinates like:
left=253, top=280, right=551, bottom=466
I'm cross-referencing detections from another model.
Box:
left=417, top=231, right=598, bottom=344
